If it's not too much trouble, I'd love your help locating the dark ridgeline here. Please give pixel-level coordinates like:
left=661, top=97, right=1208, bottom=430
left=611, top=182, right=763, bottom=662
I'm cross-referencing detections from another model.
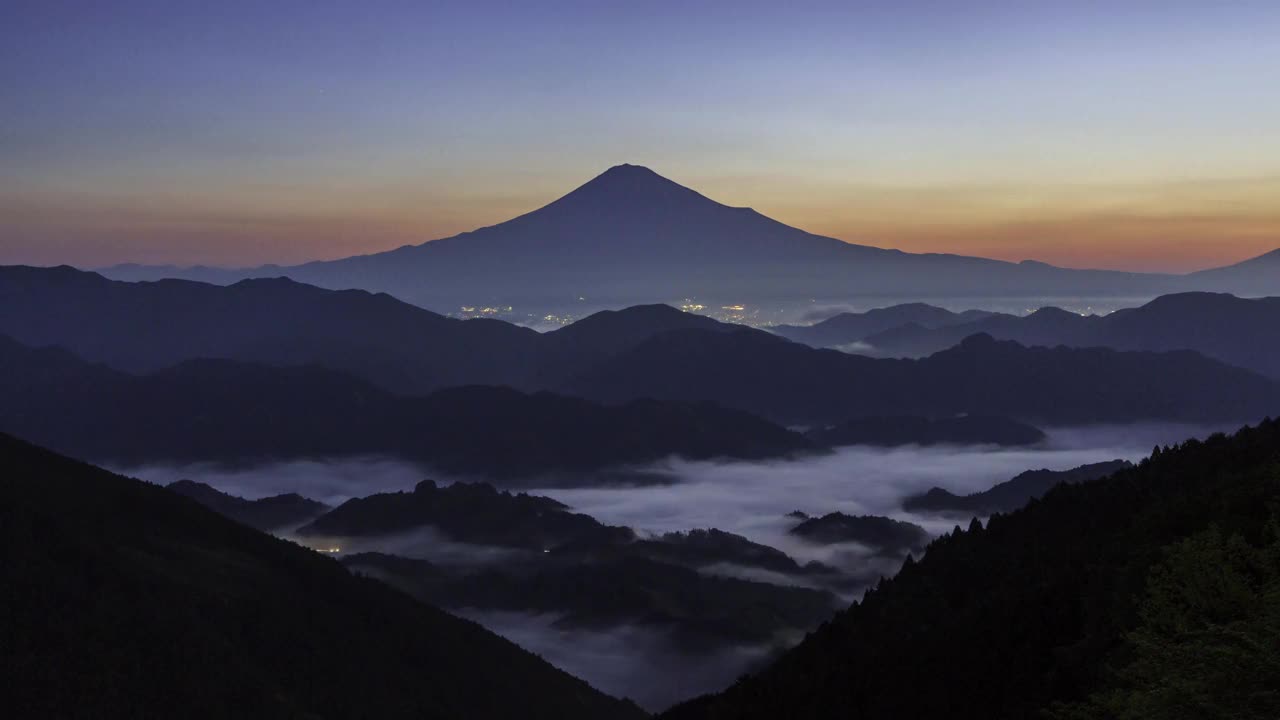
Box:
left=4, top=265, right=1278, bottom=427
left=96, top=165, right=1278, bottom=305
left=806, top=415, right=1046, bottom=448
left=805, top=292, right=1280, bottom=381
left=903, top=459, right=1133, bottom=516
left=167, top=479, right=329, bottom=531
left=295, top=481, right=840, bottom=650
left=346, top=551, right=839, bottom=651
left=562, top=330, right=1280, bottom=425
left=771, top=304, right=998, bottom=348
left=662, top=420, right=1280, bottom=720
left=0, top=334, right=811, bottom=476
left=0, top=433, right=644, bottom=719
left=787, top=513, right=930, bottom=555
left=297, top=479, right=618, bottom=548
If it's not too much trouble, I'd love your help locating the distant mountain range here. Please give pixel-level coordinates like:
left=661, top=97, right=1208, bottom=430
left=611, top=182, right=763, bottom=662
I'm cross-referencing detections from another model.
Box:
left=562, top=329, right=1280, bottom=425
left=0, top=433, right=643, bottom=719
left=780, top=292, right=1280, bottom=380
left=3, top=266, right=1277, bottom=438
left=0, top=334, right=811, bottom=476
left=95, top=165, right=1278, bottom=308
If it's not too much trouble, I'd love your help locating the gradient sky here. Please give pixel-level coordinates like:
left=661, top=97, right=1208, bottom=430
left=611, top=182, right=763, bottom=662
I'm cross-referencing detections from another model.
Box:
left=3, top=0, right=1279, bottom=272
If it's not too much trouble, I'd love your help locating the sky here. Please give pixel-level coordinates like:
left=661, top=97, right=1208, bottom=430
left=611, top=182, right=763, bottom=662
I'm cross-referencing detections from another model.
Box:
left=3, top=0, right=1279, bottom=272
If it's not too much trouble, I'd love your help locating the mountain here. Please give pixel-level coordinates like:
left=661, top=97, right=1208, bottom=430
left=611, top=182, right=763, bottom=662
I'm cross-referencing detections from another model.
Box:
left=345, top=551, right=840, bottom=652
left=97, top=165, right=1207, bottom=308
left=1185, top=247, right=1280, bottom=296
left=851, top=292, right=1280, bottom=380
left=166, top=479, right=329, bottom=531
left=0, top=263, right=538, bottom=394
left=0, top=265, right=762, bottom=394
left=7, top=266, right=1277, bottom=427
left=562, top=329, right=1280, bottom=425
left=787, top=513, right=930, bottom=554
left=0, top=433, right=644, bottom=719
left=662, top=420, right=1280, bottom=720
left=771, top=304, right=1000, bottom=348
left=0, top=335, right=811, bottom=477
left=902, top=459, right=1133, bottom=516
left=806, top=415, right=1046, bottom=448
left=298, top=479, right=622, bottom=549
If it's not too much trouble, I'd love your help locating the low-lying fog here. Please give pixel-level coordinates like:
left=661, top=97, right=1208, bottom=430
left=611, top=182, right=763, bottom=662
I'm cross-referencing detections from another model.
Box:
left=113, top=422, right=1229, bottom=712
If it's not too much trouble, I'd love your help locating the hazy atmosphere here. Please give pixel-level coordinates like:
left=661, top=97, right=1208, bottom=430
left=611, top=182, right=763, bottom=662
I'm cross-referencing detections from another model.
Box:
left=4, top=3, right=1278, bottom=719
left=5, top=1, right=1280, bottom=271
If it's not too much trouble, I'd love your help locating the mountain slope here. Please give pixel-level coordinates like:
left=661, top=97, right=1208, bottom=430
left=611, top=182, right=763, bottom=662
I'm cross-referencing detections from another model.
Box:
left=902, top=459, right=1133, bottom=516
left=0, top=433, right=644, bottom=719
left=0, top=264, right=538, bottom=394
left=562, top=329, right=1280, bottom=425
left=0, top=335, right=811, bottom=476
left=98, top=165, right=1188, bottom=307
left=856, top=292, right=1280, bottom=379
left=662, top=419, right=1280, bottom=719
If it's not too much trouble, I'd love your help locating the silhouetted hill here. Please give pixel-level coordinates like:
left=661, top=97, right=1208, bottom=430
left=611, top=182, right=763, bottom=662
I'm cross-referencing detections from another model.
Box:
left=0, top=335, right=810, bottom=476
left=0, top=265, right=770, bottom=394
left=562, top=329, right=1280, bottom=425
left=167, top=479, right=329, bottom=531
left=806, top=415, right=1045, bottom=447
left=98, top=165, right=1194, bottom=307
left=902, top=459, right=1132, bottom=516
left=787, top=513, right=930, bottom=554
left=858, top=292, right=1280, bottom=380
left=0, top=433, right=644, bottom=719
left=0, top=264, right=538, bottom=395
left=299, top=479, right=620, bottom=549
left=346, top=551, right=839, bottom=650
left=1185, top=247, right=1280, bottom=296
left=772, top=304, right=1000, bottom=348
left=661, top=420, right=1280, bottom=720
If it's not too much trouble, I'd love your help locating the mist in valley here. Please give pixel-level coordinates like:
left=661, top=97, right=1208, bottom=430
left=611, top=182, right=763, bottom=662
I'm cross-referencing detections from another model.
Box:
left=120, top=421, right=1232, bottom=711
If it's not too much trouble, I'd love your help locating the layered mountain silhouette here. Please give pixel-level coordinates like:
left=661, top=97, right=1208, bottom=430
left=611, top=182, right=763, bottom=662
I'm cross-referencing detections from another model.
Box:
left=0, top=335, right=811, bottom=476
left=663, top=420, right=1280, bottom=719
left=167, top=479, right=329, bottom=531
left=97, top=165, right=1277, bottom=307
left=562, top=329, right=1280, bottom=425
left=902, top=459, right=1133, bottom=516
left=788, top=292, right=1280, bottom=380
left=0, top=433, right=643, bottom=719
left=293, top=481, right=843, bottom=654
left=772, top=304, right=997, bottom=348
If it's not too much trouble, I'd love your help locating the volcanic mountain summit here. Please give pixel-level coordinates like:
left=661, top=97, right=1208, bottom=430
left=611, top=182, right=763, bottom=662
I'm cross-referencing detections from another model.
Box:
left=101, top=165, right=1272, bottom=309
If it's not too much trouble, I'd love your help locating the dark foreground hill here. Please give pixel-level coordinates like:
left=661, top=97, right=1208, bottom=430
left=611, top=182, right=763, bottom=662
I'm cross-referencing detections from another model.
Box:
left=662, top=419, right=1280, bottom=719
left=0, top=335, right=809, bottom=477
left=0, top=433, right=644, bottom=719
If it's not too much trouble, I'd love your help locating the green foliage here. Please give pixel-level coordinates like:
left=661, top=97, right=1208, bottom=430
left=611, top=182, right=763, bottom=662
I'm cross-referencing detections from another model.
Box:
left=1058, top=513, right=1280, bottom=720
